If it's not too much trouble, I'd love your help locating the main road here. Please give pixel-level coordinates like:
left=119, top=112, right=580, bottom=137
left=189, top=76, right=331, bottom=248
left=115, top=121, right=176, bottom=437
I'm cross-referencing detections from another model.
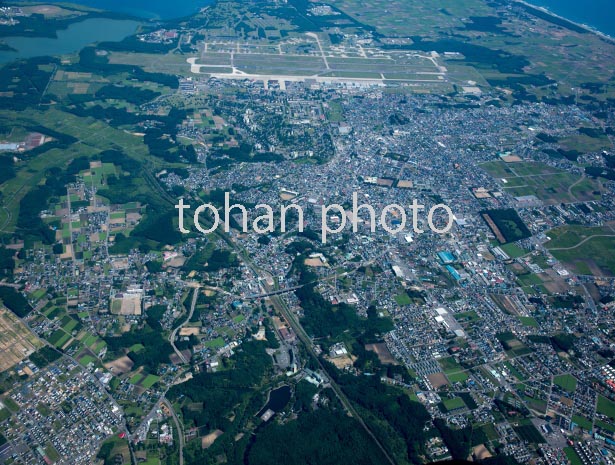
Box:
left=169, top=284, right=200, bottom=365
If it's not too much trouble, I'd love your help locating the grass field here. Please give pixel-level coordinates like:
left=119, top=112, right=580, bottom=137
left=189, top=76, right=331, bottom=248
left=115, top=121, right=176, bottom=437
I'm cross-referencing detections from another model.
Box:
left=141, top=374, right=160, bottom=389
left=597, top=395, right=615, bottom=420
left=518, top=316, right=538, bottom=328
left=481, top=161, right=600, bottom=204
left=571, top=414, right=592, bottom=431
left=78, top=354, right=96, bottom=367
left=500, top=242, right=526, bottom=259
left=564, top=447, right=583, bottom=465
left=394, top=292, right=412, bottom=306
left=204, top=337, right=225, bottom=349
left=446, top=371, right=469, bottom=383
left=553, top=374, right=577, bottom=393
left=513, top=422, right=545, bottom=444
left=547, top=225, right=615, bottom=276
left=442, top=397, right=466, bottom=411
left=595, top=419, right=615, bottom=434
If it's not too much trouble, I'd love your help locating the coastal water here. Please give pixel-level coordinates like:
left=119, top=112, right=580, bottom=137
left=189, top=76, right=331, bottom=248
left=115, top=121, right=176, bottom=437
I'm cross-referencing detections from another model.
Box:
left=529, top=0, right=615, bottom=38
left=0, top=18, right=140, bottom=63
left=44, top=0, right=214, bottom=19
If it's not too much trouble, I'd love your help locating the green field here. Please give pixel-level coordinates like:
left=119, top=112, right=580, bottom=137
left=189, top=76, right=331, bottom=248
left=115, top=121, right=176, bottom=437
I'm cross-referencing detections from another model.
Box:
left=553, top=374, right=577, bottom=393
left=547, top=225, right=615, bottom=276
left=141, top=374, right=160, bottom=389
left=518, top=316, right=538, bottom=328
left=129, top=343, right=145, bottom=353
left=571, top=414, right=592, bottom=431
left=78, top=354, right=96, bottom=367
left=564, top=447, right=583, bottom=465
left=442, top=397, right=466, bottom=411
left=48, top=329, right=71, bottom=349
left=482, top=161, right=600, bottom=204
left=204, top=337, right=225, bottom=349
left=446, top=371, right=469, bottom=383
left=438, top=357, right=462, bottom=372
left=500, top=242, right=526, bottom=259
left=394, top=292, right=412, bottom=306
left=597, top=395, right=615, bottom=420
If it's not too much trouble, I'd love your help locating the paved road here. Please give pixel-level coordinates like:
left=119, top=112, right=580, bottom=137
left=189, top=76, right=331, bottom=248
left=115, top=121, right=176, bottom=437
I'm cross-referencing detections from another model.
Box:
left=169, top=285, right=200, bottom=364
left=162, top=398, right=184, bottom=465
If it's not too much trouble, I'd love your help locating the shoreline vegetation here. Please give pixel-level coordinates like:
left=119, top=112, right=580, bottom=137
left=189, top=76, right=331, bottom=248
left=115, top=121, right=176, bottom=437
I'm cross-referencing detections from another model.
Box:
left=516, top=0, right=615, bottom=45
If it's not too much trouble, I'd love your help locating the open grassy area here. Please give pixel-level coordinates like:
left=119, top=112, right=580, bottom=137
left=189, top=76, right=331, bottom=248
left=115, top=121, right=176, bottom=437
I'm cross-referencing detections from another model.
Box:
left=482, top=161, right=600, bottom=204
left=553, top=374, right=577, bottom=393
left=597, top=395, right=615, bottom=420
left=442, top=397, right=466, bottom=411
left=141, top=374, right=160, bottom=389
left=394, top=292, right=412, bottom=306
left=547, top=225, right=615, bottom=277
left=571, top=414, right=592, bottom=431
left=446, top=371, right=469, bottom=383
left=500, top=242, right=526, bottom=259
left=564, top=447, right=583, bottom=465
left=204, top=337, right=225, bottom=349
left=518, top=316, right=538, bottom=328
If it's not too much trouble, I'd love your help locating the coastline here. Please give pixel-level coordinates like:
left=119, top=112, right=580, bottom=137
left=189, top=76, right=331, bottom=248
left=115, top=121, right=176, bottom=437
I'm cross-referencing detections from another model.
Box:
left=514, top=0, right=615, bottom=45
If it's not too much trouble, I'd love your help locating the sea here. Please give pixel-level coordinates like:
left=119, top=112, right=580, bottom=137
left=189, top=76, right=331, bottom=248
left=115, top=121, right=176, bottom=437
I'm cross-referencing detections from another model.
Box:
left=0, top=18, right=140, bottom=63
left=528, top=0, right=615, bottom=38
left=0, top=0, right=214, bottom=63
left=44, top=0, right=214, bottom=20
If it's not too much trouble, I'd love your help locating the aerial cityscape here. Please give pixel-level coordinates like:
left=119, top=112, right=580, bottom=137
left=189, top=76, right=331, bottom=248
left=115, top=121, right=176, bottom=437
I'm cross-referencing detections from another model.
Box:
left=1, top=0, right=615, bottom=464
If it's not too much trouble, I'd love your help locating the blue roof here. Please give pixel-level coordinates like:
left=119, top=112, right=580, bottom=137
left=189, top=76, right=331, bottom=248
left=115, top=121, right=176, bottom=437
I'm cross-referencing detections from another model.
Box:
left=445, top=265, right=461, bottom=281
left=438, top=251, right=455, bottom=264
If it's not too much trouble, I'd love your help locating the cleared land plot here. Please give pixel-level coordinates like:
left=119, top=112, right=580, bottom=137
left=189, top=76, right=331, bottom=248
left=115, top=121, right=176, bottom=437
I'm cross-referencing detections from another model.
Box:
left=482, top=161, right=600, bottom=204
left=0, top=308, right=42, bottom=372
left=104, top=355, right=134, bottom=375
left=365, top=342, right=398, bottom=365
left=201, top=430, right=224, bottom=449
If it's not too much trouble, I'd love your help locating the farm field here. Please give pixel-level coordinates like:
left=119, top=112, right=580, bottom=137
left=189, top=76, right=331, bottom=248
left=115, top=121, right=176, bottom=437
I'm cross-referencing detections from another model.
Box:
left=0, top=308, right=43, bottom=372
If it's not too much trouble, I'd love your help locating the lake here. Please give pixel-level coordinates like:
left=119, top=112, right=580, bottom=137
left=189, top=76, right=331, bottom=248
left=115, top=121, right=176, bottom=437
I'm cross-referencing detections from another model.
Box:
left=44, top=0, right=214, bottom=20
left=257, top=385, right=291, bottom=418
left=528, top=0, right=615, bottom=38
left=0, top=18, right=141, bottom=63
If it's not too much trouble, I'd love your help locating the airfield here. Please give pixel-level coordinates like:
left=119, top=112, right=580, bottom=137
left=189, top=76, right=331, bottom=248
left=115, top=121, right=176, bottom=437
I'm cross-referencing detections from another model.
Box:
left=185, top=33, right=459, bottom=90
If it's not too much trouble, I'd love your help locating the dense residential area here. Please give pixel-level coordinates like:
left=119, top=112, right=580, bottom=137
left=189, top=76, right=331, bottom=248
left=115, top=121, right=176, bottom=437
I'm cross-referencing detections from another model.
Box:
left=1, top=1, right=615, bottom=465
